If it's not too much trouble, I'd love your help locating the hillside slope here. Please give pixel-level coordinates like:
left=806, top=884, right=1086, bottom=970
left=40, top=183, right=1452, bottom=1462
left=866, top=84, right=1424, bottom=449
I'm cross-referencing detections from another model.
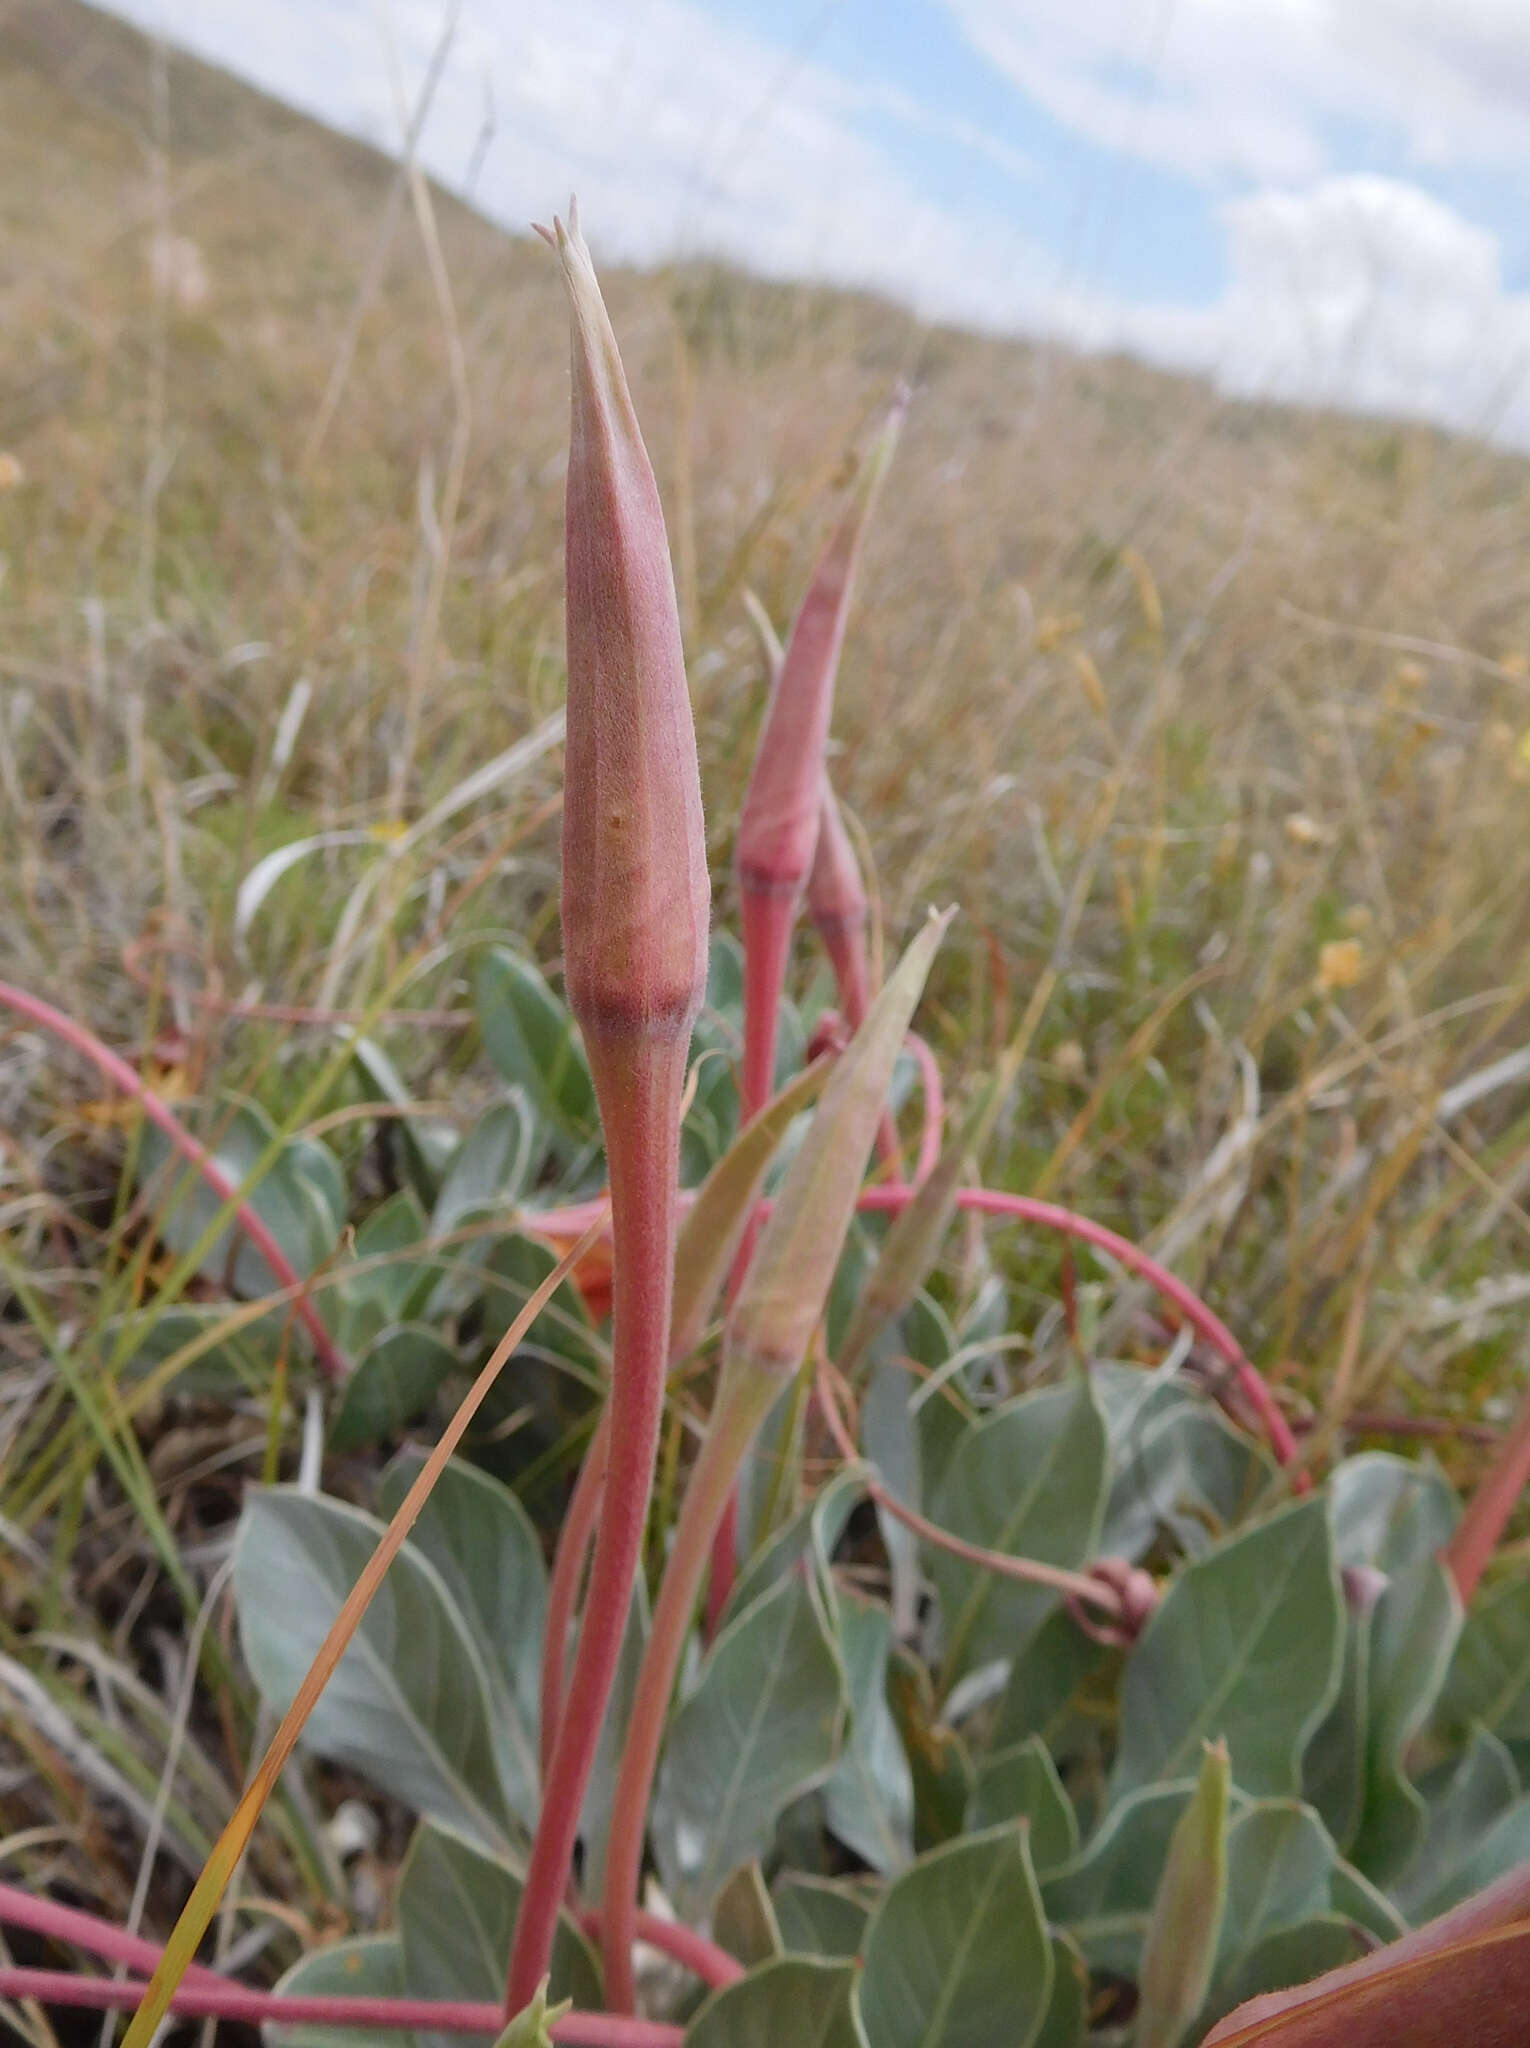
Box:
left=2, top=0, right=1530, bottom=1401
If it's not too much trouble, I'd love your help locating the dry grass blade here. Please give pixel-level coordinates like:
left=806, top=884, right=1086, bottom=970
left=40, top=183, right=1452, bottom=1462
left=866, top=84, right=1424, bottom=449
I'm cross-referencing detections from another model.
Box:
left=117, top=1220, right=602, bottom=2048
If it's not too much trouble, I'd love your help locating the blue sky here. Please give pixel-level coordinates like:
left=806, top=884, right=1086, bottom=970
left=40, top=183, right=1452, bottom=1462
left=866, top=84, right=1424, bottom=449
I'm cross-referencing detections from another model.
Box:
left=103, top=1, right=1530, bottom=443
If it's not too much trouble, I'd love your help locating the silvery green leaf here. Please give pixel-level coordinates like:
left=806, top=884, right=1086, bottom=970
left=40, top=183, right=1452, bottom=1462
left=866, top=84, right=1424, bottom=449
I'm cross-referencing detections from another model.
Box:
left=856, top=1824, right=1052, bottom=2048
left=968, top=1735, right=1078, bottom=1870
left=378, top=1450, right=547, bottom=1835
left=1111, top=1496, right=1342, bottom=1802
left=823, top=1590, right=914, bottom=1873
left=397, top=1820, right=599, bottom=2048
left=928, top=1373, right=1108, bottom=1687
left=684, top=1956, right=865, bottom=2048
left=234, top=1489, right=515, bottom=1853
left=655, top=1571, right=846, bottom=1918
left=264, top=1934, right=409, bottom=2048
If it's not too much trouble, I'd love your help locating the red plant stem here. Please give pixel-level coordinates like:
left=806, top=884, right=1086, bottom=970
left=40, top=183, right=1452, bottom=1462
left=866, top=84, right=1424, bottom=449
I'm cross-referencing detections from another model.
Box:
left=0, top=1882, right=735, bottom=2005
left=506, top=1054, right=687, bottom=2015
left=0, top=979, right=348, bottom=1380
left=704, top=1491, right=741, bottom=1640
left=524, top=1181, right=1298, bottom=1473
left=0, top=1886, right=224, bottom=1988
left=0, top=1970, right=681, bottom=2045
left=600, top=1397, right=761, bottom=2012
left=738, top=888, right=798, bottom=1121
left=906, top=1030, right=944, bottom=1184
left=818, top=919, right=869, bottom=1033
left=577, top=1911, right=743, bottom=1991
left=813, top=1358, right=1123, bottom=1616
left=848, top=1184, right=1301, bottom=1474
left=1443, top=1380, right=1530, bottom=1604
left=540, top=1405, right=610, bottom=1777
left=706, top=887, right=799, bottom=1630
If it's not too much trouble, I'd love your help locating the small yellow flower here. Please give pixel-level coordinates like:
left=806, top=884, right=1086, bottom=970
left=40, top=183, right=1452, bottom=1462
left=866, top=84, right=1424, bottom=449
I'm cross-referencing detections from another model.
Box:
left=1317, top=938, right=1365, bottom=994
left=0, top=452, right=25, bottom=489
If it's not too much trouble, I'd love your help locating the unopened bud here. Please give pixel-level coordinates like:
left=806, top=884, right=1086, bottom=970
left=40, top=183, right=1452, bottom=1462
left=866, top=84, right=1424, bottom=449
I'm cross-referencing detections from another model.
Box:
left=736, top=388, right=907, bottom=902
left=1137, top=1738, right=1231, bottom=2048
left=727, top=908, right=949, bottom=1390
left=539, top=199, right=709, bottom=1052
left=806, top=780, right=872, bottom=1027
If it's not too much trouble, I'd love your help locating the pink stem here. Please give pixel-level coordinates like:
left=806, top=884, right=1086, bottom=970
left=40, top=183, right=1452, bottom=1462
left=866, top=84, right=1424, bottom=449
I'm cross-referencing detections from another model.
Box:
left=0, top=1885, right=224, bottom=1988
left=706, top=886, right=799, bottom=1631
left=0, top=979, right=348, bottom=1380
left=577, top=1911, right=743, bottom=1991
left=1442, top=1382, right=1530, bottom=1604
left=0, top=1882, right=735, bottom=2012
left=506, top=1050, right=687, bottom=2015
left=905, top=1030, right=944, bottom=1185
left=704, top=1493, right=740, bottom=1640
left=813, top=1360, right=1123, bottom=1616
left=601, top=1402, right=757, bottom=2012
left=524, top=1182, right=1298, bottom=1473
left=541, top=1407, right=610, bottom=1776
left=943, top=1187, right=1299, bottom=1472
left=0, top=1970, right=680, bottom=2045
left=817, top=921, right=899, bottom=1174
left=738, top=887, right=797, bottom=1122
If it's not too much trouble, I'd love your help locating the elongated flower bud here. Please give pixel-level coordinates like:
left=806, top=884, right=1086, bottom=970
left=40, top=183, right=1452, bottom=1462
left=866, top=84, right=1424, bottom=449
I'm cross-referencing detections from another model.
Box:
left=509, top=201, right=708, bottom=2017
left=732, top=389, right=907, bottom=1124
left=806, top=779, right=871, bottom=1027
left=736, top=387, right=907, bottom=903
left=1136, top=1739, right=1230, bottom=2048
left=542, top=200, right=709, bottom=1051
left=727, top=906, right=950, bottom=1389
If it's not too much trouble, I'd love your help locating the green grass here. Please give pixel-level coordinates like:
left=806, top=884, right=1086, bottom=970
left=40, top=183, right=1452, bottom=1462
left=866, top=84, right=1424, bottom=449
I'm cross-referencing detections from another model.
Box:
left=3, top=0, right=1530, bottom=1963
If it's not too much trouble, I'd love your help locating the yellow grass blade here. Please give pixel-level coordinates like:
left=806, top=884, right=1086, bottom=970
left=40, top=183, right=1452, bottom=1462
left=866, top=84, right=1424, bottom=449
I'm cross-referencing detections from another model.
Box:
left=119, top=1222, right=602, bottom=2048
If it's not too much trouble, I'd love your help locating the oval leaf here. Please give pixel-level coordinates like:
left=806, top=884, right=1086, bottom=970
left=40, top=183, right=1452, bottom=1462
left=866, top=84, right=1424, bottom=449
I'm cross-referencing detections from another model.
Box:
left=685, top=1956, right=865, bottom=2048
left=856, top=1823, right=1053, bottom=2048
left=929, top=1372, right=1109, bottom=1687
left=329, top=1324, right=459, bottom=1453
left=264, top=1933, right=410, bottom=2048
left=654, top=1571, right=846, bottom=1918
left=398, top=1818, right=599, bottom=2048
left=823, top=1589, right=915, bottom=1874
left=378, top=1449, right=547, bottom=1835
left=1112, top=1496, right=1343, bottom=1802
left=233, top=1489, right=515, bottom=1854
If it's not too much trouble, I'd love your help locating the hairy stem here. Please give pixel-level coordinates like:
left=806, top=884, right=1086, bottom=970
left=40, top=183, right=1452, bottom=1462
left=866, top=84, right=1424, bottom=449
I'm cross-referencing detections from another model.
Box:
left=600, top=1380, right=773, bottom=2011
left=540, top=1406, right=610, bottom=1775
left=506, top=1042, right=687, bottom=2014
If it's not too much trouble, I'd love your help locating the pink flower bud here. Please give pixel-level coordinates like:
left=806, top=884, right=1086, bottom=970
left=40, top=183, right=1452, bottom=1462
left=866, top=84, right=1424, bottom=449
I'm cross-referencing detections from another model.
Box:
left=510, top=202, right=708, bottom=2016
left=539, top=201, right=709, bottom=1052
left=806, top=779, right=871, bottom=1028
left=735, top=387, right=907, bottom=903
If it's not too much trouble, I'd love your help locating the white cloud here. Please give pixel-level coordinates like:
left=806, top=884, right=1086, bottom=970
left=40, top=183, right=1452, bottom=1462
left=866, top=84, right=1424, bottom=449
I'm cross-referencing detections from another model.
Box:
left=109, top=0, right=1052, bottom=333
left=1081, top=176, right=1530, bottom=444
left=943, top=0, right=1530, bottom=185
left=100, top=4, right=1530, bottom=444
